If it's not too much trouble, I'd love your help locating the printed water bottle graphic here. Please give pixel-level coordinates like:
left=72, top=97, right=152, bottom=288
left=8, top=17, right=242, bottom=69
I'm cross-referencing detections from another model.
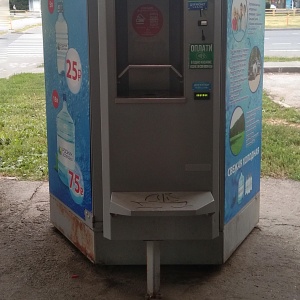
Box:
left=245, top=174, right=253, bottom=195
left=57, top=94, right=75, bottom=187
left=55, top=1, right=68, bottom=74
left=238, top=172, right=245, bottom=204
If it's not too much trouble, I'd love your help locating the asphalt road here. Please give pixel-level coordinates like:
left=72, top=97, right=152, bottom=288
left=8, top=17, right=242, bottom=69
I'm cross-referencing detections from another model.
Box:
left=1, top=25, right=300, bottom=79
left=0, top=26, right=44, bottom=78
left=264, top=29, right=300, bottom=57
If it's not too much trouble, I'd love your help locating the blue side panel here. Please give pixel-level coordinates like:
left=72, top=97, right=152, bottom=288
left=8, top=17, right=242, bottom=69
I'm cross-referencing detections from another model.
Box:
left=224, top=0, right=265, bottom=224
left=42, top=0, right=92, bottom=220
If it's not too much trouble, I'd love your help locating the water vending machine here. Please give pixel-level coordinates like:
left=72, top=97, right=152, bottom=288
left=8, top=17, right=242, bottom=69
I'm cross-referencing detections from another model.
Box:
left=42, top=0, right=264, bottom=297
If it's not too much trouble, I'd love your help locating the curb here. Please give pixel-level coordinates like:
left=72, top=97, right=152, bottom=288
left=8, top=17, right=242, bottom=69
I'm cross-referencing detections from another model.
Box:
left=264, top=67, right=300, bottom=73
left=265, top=28, right=300, bottom=31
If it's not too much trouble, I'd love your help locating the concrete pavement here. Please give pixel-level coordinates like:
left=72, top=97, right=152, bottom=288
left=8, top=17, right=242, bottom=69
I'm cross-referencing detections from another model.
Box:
left=263, top=72, right=300, bottom=109
left=0, top=177, right=299, bottom=299
left=264, top=61, right=300, bottom=73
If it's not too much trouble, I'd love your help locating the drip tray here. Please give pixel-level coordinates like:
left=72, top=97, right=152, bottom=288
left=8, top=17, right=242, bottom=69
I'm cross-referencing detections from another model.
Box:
left=110, top=191, right=215, bottom=217
left=123, top=90, right=177, bottom=98
left=115, top=90, right=186, bottom=104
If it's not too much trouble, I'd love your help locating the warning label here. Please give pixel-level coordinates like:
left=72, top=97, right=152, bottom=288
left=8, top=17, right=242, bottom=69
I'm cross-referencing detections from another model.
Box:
left=132, top=5, right=163, bottom=37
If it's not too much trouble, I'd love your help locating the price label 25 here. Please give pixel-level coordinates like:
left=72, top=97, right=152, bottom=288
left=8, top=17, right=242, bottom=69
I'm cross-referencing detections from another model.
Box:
left=66, top=59, right=82, bottom=82
left=65, top=48, right=82, bottom=94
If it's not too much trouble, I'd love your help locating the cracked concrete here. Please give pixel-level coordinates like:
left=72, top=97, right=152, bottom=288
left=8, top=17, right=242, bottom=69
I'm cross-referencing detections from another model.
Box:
left=0, top=176, right=299, bottom=299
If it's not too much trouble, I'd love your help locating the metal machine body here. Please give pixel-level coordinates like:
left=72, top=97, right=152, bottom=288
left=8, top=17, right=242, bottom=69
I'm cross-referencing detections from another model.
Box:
left=43, top=0, right=264, bottom=275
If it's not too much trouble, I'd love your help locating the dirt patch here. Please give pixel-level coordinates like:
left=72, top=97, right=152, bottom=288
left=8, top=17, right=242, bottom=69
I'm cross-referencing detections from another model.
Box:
left=263, top=73, right=300, bottom=109
left=265, top=118, right=300, bottom=128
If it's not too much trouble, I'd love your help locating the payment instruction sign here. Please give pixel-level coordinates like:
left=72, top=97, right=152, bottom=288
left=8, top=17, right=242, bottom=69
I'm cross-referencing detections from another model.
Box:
left=188, top=0, right=208, bottom=10
left=189, top=43, right=213, bottom=69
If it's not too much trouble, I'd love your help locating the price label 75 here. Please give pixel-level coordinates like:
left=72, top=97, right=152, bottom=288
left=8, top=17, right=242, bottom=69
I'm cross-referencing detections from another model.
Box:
left=68, top=170, right=84, bottom=196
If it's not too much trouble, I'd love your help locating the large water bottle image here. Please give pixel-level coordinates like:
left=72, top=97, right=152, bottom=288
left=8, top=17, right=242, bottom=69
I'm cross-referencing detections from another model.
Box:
left=56, top=94, right=75, bottom=187
left=55, top=1, right=68, bottom=74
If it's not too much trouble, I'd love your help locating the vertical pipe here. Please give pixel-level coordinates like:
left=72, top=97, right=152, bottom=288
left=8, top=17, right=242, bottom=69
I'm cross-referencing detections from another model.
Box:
left=146, top=241, right=161, bottom=299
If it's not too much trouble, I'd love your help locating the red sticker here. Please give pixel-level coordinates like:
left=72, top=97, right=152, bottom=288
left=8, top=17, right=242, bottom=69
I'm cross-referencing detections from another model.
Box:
left=52, top=90, right=59, bottom=109
left=48, top=0, right=54, bottom=14
left=132, top=5, right=163, bottom=37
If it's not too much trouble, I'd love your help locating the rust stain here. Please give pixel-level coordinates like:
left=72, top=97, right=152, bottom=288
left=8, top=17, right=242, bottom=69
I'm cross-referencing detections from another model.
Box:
left=70, top=217, right=95, bottom=262
left=54, top=201, right=95, bottom=262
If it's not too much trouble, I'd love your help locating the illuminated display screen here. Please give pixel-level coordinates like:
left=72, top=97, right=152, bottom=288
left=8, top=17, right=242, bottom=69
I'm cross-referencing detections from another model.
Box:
left=194, top=92, right=210, bottom=100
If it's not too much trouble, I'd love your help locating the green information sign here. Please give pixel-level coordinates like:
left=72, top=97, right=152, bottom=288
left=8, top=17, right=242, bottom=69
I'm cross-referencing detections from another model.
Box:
left=189, top=43, right=213, bottom=69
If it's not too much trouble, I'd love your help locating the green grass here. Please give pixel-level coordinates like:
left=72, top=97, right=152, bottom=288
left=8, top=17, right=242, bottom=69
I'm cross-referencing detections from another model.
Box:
left=262, top=92, right=300, bottom=123
left=230, top=132, right=245, bottom=156
left=0, top=73, right=48, bottom=180
left=262, top=93, right=300, bottom=180
left=264, top=56, right=300, bottom=62
left=265, top=14, right=300, bottom=29
left=0, top=74, right=299, bottom=181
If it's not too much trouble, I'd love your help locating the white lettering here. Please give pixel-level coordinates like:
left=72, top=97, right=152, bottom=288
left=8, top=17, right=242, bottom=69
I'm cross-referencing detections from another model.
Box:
left=191, top=44, right=213, bottom=52
left=227, top=147, right=260, bottom=177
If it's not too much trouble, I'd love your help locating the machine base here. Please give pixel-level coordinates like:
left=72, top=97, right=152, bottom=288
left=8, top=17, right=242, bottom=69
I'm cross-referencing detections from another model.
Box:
left=50, top=193, right=259, bottom=265
left=50, top=195, right=96, bottom=262
left=223, top=193, right=260, bottom=261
